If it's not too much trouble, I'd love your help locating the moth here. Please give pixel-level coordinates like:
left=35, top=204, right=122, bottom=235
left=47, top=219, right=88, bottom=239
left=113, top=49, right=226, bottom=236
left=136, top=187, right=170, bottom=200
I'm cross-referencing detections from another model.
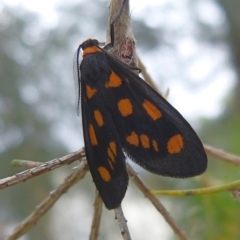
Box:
left=73, top=0, right=207, bottom=209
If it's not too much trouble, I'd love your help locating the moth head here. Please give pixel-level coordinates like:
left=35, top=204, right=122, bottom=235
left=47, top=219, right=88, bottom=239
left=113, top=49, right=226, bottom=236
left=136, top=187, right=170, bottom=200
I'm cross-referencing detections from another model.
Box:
left=80, top=39, right=99, bottom=50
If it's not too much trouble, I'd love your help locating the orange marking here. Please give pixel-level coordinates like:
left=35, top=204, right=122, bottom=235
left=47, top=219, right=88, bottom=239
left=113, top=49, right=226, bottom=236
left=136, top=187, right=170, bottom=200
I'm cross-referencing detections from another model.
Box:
left=140, top=134, right=150, bottom=149
left=126, top=131, right=139, bottom=146
left=86, top=85, right=97, bottom=99
left=109, top=141, right=117, bottom=155
left=98, top=166, right=111, bottom=182
left=105, top=71, right=122, bottom=88
left=118, top=98, right=133, bottom=117
left=152, top=139, right=159, bottom=152
left=108, top=160, right=114, bottom=170
left=143, top=100, right=162, bottom=121
left=94, top=110, right=104, bottom=127
left=107, top=141, right=117, bottom=163
left=167, top=134, right=184, bottom=154
left=82, top=46, right=101, bottom=57
left=89, top=124, right=98, bottom=146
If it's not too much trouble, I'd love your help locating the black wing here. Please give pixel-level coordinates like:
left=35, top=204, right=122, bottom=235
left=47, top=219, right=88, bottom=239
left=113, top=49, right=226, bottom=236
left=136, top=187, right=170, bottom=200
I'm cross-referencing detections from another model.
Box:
left=99, top=53, right=207, bottom=178
left=80, top=52, right=128, bottom=209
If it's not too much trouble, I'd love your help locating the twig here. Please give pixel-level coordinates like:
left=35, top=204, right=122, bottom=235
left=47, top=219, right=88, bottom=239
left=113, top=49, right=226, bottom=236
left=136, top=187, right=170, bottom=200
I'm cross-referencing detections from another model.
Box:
left=89, top=191, right=103, bottom=240
left=151, top=179, right=240, bottom=196
left=3, top=144, right=240, bottom=239
left=204, top=144, right=240, bottom=165
left=137, top=57, right=160, bottom=92
left=0, top=148, right=85, bottom=190
left=7, top=159, right=89, bottom=240
left=12, top=159, right=43, bottom=168
left=114, top=206, right=132, bottom=240
left=126, top=163, right=188, bottom=240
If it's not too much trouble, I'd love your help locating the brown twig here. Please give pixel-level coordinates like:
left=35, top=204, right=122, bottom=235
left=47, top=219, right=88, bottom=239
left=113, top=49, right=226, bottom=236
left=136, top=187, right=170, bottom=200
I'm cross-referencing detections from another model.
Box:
left=114, top=206, right=132, bottom=240
left=7, top=159, right=89, bottom=240
left=3, top=144, right=240, bottom=239
left=137, top=56, right=160, bottom=92
left=127, top=163, right=188, bottom=240
left=89, top=191, right=103, bottom=240
left=0, top=148, right=85, bottom=190
left=204, top=144, right=240, bottom=165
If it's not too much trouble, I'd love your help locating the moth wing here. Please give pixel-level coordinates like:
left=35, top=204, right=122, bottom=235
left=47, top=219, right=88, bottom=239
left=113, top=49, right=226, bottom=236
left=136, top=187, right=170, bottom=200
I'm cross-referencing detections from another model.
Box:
left=80, top=55, right=128, bottom=209
left=101, top=55, right=207, bottom=178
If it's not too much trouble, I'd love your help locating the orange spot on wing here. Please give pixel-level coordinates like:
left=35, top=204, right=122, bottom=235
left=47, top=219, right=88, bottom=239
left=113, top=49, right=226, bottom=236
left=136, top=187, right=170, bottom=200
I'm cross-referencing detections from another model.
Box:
left=126, top=131, right=139, bottom=146
left=109, top=141, right=117, bottom=156
left=152, top=139, right=159, bottom=152
left=118, top=98, right=133, bottom=117
left=140, top=134, right=150, bottom=149
left=107, top=141, right=117, bottom=163
left=108, top=160, right=114, bottom=170
left=167, top=134, right=184, bottom=154
left=86, top=85, right=97, bottom=99
left=89, top=124, right=98, bottom=146
left=94, top=110, right=104, bottom=127
left=143, top=100, right=162, bottom=121
left=82, top=46, right=101, bottom=57
left=98, top=166, right=111, bottom=182
left=105, top=71, right=122, bottom=88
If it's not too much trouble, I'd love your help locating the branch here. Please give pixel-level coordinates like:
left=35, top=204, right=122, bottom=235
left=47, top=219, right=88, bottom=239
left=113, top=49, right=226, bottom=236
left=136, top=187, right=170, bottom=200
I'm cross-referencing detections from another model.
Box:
left=137, top=57, right=160, bottom=92
left=114, top=206, right=132, bottom=240
left=90, top=191, right=103, bottom=240
left=126, top=163, right=188, bottom=240
left=151, top=179, right=240, bottom=196
left=4, top=144, right=240, bottom=239
left=7, top=159, right=89, bottom=240
left=12, top=159, right=43, bottom=168
left=0, top=148, right=85, bottom=190
left=204, top=144, right=240, bottom=165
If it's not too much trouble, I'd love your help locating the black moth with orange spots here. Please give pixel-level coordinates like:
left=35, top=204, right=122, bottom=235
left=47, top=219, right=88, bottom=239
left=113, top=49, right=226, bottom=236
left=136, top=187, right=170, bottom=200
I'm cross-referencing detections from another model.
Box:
left=74, top=37, right=207, bottom=209
left=74, top=3, right=207, bottom=210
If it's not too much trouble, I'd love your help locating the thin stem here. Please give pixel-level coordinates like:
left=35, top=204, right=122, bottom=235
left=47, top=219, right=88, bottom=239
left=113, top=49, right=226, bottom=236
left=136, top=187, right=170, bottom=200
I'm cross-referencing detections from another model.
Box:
left=151, top=179, right=240, bottom=196
left=137, top=57, right=160, bottom=93
left=0, top=148, right=85, bottom=190
left=204, top=144, right=240, bottom=165
left=7, top=160, right=89, bottom=240
left=127, top=163, right=188, bottom=240
left=89, top=191, right=103, bottom=240
left=114, top=206, right=132, bottom=240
